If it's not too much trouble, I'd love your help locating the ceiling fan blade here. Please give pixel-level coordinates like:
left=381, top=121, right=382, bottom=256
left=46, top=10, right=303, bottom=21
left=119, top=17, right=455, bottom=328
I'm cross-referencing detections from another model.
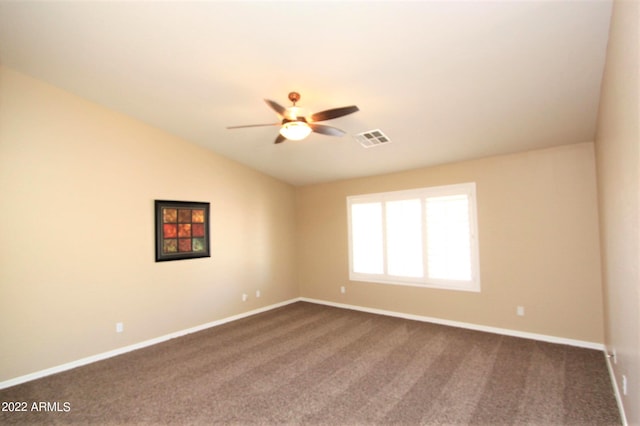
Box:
left=274, top=134, right=287, bottom=144
left=309, top=123, right=346, bottom=137
left=264, top=99, right=287, bottom=116
left=227, top=123, right=280, bottom=129
left=309, top=105, right=359, bottom=122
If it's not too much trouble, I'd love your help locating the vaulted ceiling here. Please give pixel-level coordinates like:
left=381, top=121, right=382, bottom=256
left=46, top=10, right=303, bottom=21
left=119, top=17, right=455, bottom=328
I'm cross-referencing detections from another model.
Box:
left=0, top=1, right=613, bottom=186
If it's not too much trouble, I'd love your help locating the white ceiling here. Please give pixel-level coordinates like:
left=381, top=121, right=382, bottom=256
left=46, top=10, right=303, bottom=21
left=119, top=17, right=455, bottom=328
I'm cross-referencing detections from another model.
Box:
left=0, top=1, right=613, bottom=186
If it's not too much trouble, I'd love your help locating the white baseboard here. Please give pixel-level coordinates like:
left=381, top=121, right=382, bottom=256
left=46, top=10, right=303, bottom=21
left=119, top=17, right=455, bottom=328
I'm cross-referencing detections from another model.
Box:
left=300, top=297, right=605, bottom=351
left=605, top=349, right=629, bottom=426
left=1, top=296, right=607, bottom=391
left=0, top=298, right=299, bottom=390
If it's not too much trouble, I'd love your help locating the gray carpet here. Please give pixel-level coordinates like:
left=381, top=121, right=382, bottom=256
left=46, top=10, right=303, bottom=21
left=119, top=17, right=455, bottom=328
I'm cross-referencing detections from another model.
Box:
left=0, top=302, right=621, bottom=425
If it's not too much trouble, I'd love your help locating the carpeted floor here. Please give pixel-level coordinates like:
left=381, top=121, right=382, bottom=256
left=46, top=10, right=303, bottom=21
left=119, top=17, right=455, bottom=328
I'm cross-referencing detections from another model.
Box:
left=0, top=302, right=621, bottom=425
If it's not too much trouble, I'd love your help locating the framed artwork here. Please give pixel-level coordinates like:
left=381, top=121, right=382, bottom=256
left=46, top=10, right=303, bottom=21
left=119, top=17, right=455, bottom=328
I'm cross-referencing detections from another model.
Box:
left=155, top=200, right=210, bottom=262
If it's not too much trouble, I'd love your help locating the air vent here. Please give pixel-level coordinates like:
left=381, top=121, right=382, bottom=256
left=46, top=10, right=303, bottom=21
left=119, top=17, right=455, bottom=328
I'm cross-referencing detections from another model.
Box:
left=354, top=129, right=392, bottom=148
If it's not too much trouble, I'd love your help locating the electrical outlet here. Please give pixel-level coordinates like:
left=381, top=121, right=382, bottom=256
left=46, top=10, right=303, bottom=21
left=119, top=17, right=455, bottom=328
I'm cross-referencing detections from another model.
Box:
left=116, top=322, right=124, bottom=333
left=516, top=306, right=525, bottom=316
left=256, top=290, right=261, bottom=298
left=242, top=293, right=248, bottom=302
left=622, top=375, right=627, bottom=396
left=340, top=286, right=346, bottom=294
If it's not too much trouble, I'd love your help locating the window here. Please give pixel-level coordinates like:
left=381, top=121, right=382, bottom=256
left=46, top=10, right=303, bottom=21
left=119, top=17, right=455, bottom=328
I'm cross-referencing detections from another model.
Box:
left=347, top=182, right=480, bottom=292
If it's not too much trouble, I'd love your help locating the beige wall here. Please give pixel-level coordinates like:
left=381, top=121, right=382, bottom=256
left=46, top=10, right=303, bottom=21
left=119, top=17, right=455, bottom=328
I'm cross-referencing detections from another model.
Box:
left=0, top=49, right=624, bottom=392
left=0, top=67, right=298, bottom=382
left=595, top=0, right=640, bottom=423
left=297, top=143, right=604, bottom=343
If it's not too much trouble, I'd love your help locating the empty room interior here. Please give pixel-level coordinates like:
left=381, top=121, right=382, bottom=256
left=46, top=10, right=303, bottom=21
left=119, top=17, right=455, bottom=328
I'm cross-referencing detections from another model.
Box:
left=0, top=1, right=638, bottom=424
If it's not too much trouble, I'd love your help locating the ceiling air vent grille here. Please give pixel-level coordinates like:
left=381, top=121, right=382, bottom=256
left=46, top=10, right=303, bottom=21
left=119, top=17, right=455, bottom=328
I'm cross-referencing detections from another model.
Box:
left=355, top=129, right=391, bottom=148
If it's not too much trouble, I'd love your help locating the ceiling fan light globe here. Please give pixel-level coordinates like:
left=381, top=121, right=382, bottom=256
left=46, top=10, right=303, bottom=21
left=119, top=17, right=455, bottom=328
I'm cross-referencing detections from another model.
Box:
left=280, top=121, right=312, bottom=141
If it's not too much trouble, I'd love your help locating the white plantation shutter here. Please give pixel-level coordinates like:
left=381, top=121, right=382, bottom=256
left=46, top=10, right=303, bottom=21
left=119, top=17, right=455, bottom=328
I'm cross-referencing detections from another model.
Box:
left=425, top=194, right=472, bottom=281
left=351, top=202, right=384, bottom=274
left=386, top=199, right=423, bottom=277
left=348, top=183, right=480, bottom=292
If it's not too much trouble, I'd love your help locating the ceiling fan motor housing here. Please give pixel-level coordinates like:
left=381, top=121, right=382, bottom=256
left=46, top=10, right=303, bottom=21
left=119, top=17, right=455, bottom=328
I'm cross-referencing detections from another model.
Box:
left=282, top=116, right=307, bottom=125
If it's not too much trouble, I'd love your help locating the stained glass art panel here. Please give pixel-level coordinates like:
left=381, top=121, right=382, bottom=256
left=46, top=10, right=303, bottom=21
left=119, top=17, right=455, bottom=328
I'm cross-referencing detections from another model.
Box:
left=155, top=200, right=210, bottom=261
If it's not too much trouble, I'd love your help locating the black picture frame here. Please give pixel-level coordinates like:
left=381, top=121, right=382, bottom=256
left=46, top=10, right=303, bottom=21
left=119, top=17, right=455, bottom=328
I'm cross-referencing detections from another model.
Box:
left=155, top=200, right=211, bottom=262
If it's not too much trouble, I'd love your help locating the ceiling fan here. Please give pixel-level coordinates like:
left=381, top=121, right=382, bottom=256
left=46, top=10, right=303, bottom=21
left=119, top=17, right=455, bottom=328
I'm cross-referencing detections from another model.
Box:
left=227, top=92, right=359, bottom=144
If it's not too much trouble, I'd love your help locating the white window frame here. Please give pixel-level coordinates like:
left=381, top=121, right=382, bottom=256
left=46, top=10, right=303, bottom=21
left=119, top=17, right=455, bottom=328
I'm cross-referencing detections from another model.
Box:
left=347, top=182, right=481, bottom=292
